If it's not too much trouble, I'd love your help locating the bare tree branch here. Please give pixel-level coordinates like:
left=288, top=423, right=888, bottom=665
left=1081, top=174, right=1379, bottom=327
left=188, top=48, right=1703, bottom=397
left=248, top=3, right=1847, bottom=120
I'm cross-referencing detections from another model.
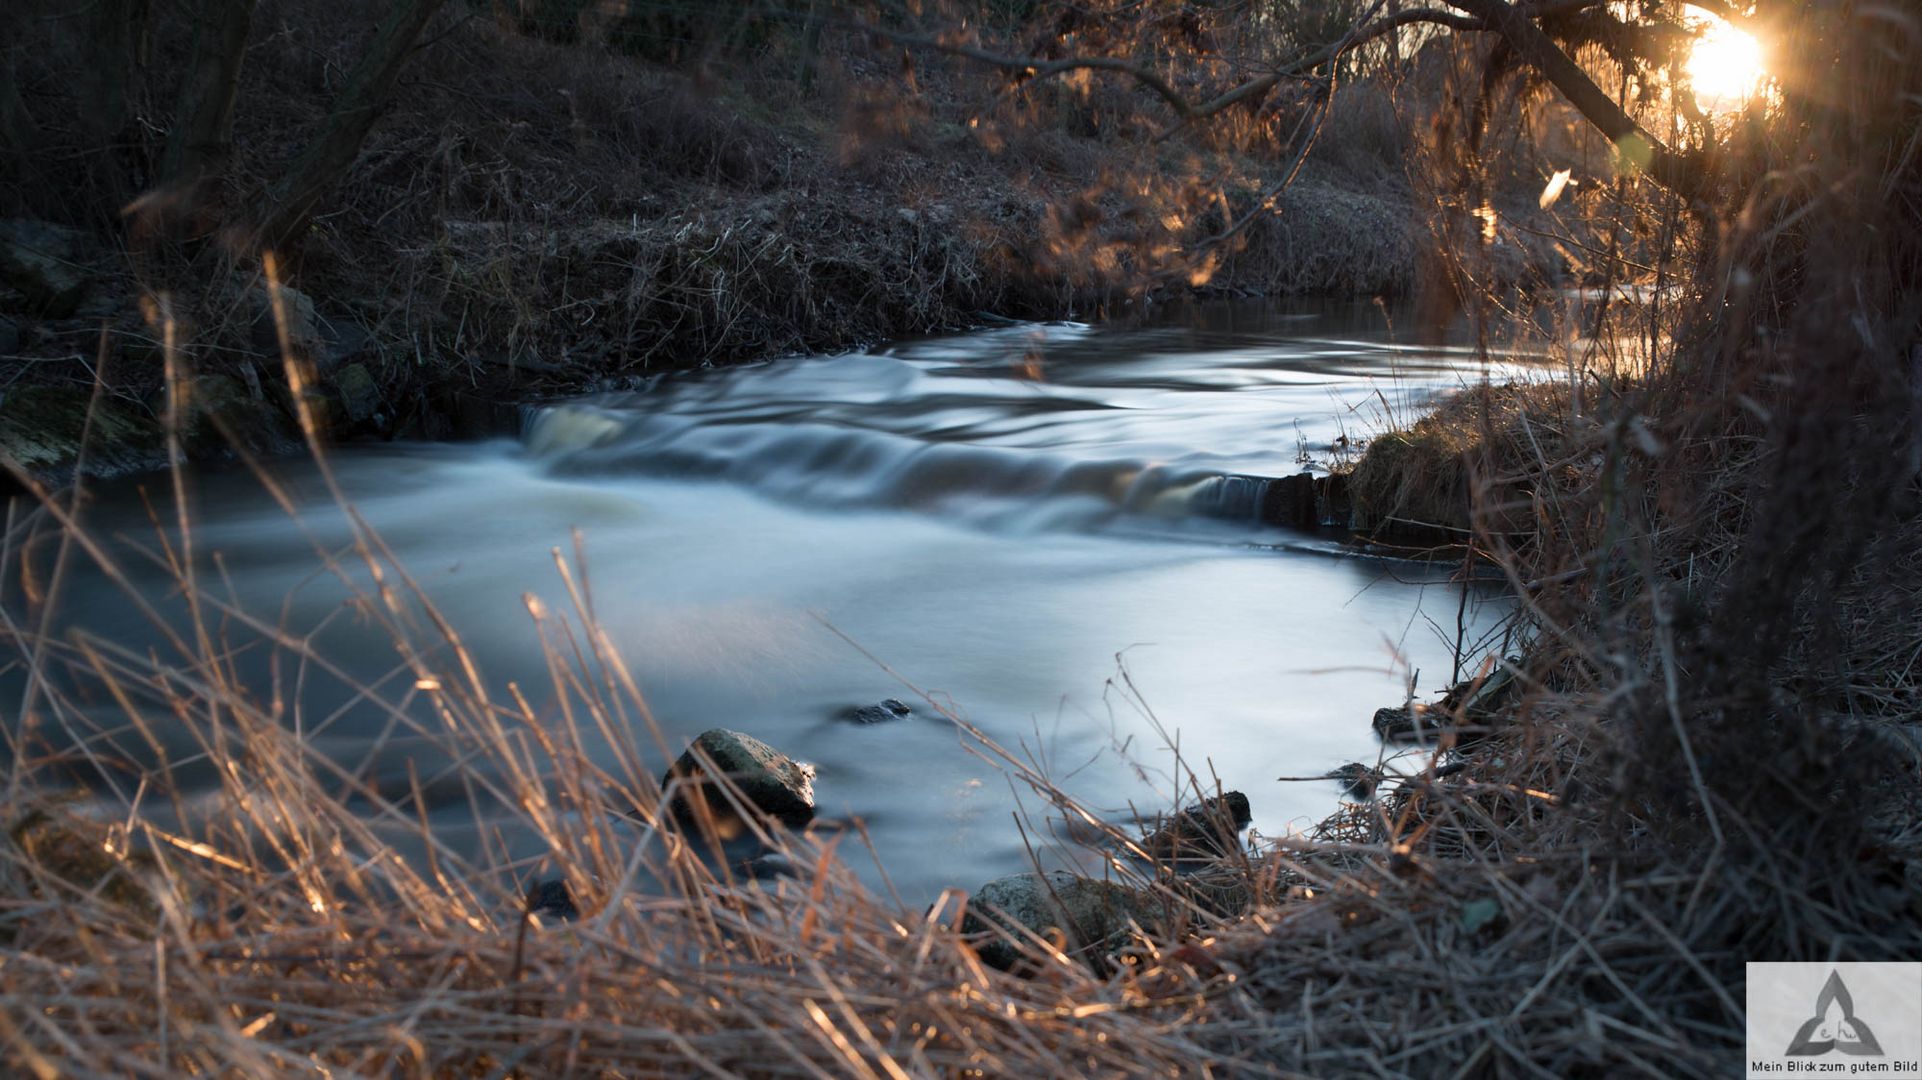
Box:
left=851, top=23, right=1200, bottom=116
left=1450, top=0, right=1705, bottom=195
left=869, top=0, right=1708, bottom=199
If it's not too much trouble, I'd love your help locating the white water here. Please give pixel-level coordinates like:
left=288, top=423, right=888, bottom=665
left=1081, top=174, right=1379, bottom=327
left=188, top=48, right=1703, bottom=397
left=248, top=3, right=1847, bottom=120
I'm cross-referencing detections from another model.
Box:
left=15, top=300, right=1535, bottom=901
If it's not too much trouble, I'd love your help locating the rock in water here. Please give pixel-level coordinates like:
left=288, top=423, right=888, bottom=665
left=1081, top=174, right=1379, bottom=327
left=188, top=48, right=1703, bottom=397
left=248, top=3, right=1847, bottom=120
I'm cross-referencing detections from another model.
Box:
left=962, top=870, right=1166, bottom=970
left=1372, top=704, right=1423, bottom=742
left=1326, top=763, right=1380, bottom=800
left=524, top=878, right=578, bottom=921
left=845, top=698, right=913, bottom=724
left=664, top=729, right=816, bottom=830
left=1139, top=791, right=1252, bottom=864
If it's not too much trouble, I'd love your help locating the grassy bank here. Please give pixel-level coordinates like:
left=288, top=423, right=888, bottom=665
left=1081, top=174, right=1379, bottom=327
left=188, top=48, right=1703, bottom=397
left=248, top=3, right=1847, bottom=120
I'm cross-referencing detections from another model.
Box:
left=0, top=1, right=1564, bottom=487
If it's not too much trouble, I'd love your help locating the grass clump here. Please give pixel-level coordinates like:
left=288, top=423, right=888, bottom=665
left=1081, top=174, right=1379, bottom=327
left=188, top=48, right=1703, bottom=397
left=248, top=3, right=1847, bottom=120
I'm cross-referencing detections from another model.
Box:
left=1348, top=380, right=1585, bottom=548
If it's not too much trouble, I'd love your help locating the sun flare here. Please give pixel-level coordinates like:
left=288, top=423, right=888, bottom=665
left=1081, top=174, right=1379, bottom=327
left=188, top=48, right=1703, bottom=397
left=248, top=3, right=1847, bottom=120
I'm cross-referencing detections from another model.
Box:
left=1684, top=8, right=1766, bottom=109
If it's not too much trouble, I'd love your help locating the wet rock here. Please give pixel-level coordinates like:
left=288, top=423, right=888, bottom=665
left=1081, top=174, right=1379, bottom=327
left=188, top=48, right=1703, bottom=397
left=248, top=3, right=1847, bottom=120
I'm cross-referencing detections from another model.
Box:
left=1139, top=791, right=1252, bottom=865
left=664, top=729, right=816, bottom=830
left=845, top=698, right=912, bottom=724
left=524, top=878, right=578, bottom=921
left=741, top=852, right=798, bottom=880
left=0, top=219, right=90, bottom=318
left=1190, top=471, right=1350, bottom=530
left=1372, top=704, right=1423, bottom=742
left=962, top=869, right=1166, bottom=970
left=1326, top=762, right=1380, bottom=800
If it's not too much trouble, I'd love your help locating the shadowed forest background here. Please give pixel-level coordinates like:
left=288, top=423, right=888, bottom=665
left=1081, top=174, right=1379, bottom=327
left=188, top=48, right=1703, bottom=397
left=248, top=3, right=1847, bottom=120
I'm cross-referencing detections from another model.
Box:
left=1, top=0, right=1919, bottom=1075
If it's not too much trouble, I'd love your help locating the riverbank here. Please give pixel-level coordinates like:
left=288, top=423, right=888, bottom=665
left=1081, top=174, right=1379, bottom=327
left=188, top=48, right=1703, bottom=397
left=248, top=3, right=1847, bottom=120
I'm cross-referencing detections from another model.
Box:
left=0, top=5, right=1589, bottom=489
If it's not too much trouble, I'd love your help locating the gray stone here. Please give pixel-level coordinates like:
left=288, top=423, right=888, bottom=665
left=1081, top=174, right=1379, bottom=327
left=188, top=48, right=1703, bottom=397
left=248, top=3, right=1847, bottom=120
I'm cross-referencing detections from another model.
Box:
left=664, top=729, right=816, bottom=830
left=249, top=283, right=326, bottom=362
left=0, top=219, right=90, bottom=318
left=962, top=870, right=1166, bottom=970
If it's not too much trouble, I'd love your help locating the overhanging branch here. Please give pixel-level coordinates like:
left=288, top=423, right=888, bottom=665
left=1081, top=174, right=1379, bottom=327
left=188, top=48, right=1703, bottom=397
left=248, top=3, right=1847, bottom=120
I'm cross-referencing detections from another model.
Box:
left=1450, top=0, right=1706, bottom=196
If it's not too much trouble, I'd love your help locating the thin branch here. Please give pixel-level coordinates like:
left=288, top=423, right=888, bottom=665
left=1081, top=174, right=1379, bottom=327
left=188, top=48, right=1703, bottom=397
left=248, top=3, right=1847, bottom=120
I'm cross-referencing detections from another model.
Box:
left=850, top=22, right=1198, bottom=117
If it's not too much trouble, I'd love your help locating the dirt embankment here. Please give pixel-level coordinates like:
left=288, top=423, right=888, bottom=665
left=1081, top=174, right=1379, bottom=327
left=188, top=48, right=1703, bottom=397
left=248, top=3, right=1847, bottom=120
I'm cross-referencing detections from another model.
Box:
left=0, top=6, right=1579, bottom=488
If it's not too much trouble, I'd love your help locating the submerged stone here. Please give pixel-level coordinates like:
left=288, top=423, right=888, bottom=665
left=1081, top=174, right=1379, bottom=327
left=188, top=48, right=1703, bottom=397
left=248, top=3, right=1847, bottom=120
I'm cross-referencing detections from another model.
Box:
left=845, top=698, right=913, bottom=724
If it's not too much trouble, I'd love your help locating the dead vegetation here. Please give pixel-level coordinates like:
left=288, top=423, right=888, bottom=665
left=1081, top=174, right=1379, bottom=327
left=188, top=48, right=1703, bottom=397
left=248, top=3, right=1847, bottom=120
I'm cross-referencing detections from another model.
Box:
left=4, top=1, right=1921, bottom=1077
left=1, top=0, right=1468, bottom=485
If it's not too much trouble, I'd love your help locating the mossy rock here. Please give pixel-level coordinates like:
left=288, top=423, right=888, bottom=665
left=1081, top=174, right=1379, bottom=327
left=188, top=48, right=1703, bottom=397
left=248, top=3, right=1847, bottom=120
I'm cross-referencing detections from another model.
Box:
left=7, top=806, right=162, bottom=935
left=0, top=219, right=91, bottom=317
left=165, top=373, right=297, bottom=457
left=1348, top=421, right=1473, bottom=540
left=0, top=384, right=163, bottom=481
left=962, top=870, right=1167, bottom=970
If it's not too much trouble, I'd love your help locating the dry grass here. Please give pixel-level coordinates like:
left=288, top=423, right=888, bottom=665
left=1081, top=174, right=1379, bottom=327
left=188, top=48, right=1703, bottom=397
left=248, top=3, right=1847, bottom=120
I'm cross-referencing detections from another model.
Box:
left=0, top=310, right=1235, bottom=1076
left=1347, top=379, right=1587, bottom=547
left=6, top=3, right=1922, bottom=1077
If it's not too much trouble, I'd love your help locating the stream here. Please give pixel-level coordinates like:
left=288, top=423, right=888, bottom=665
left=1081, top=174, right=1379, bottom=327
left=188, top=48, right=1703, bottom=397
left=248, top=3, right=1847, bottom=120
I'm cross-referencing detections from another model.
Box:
left=12, top=300, right=1536, bottom=902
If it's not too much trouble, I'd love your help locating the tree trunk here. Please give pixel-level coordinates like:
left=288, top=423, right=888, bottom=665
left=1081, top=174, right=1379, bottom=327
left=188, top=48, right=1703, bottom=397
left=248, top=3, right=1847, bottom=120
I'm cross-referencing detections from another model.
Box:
left=249, top=0, right=448, bottom=253
left=0, top=47, right=36, bottom=156
left=159, top=0, right=256, bottom=193
left=76, top=0, right=145, bottom=203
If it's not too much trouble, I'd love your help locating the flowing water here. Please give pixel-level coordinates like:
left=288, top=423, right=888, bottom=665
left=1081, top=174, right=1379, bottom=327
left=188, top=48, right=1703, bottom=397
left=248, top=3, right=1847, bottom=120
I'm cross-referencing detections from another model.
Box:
left=12, top=300, right=1539, bottom=902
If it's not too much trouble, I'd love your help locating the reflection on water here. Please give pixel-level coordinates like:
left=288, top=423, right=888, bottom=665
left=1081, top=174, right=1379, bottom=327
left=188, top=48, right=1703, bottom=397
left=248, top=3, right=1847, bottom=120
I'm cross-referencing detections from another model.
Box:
left=6, top=300, right=1526, bottom=901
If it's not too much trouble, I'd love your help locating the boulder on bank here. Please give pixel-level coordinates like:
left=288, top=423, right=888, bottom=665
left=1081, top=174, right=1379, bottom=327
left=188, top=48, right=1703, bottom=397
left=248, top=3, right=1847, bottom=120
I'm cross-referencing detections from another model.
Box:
left=0, top=219, right=91, bottom=318
left=0, top=384, right=163, bottom=480
left=1373, top=663, right=1519, bottom=744
left=248, top=283, right=326, bottom=362
left=1139, top=791, right=1252, bottom=865
left=663, top=729, right=816, bottom=830
left=170, top=372, right=294, bottom=456
left=962, top=870, right=1166, bottom=970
